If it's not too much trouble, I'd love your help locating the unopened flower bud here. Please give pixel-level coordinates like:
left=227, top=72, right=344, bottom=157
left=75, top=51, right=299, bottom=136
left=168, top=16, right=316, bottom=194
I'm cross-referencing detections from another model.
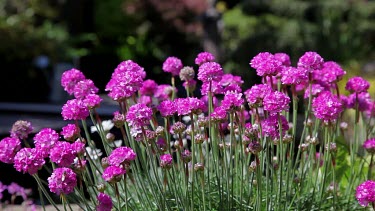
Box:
left=282, top=134, right=293, bottom=144
left=248, top=141, right=262, bottom=154
left=340, top=122, right=348, bottom=130
left=304, top=118, right=313, bottom=127
left=197, top=117, right=208, bottom=128
left=155, top=126, right=165, bottom=137
left=181, top=149, right=192, bottom=163
left=194, top=163, right=204, bottom=172
left=195, top=134, right=205, bottom=144
left=326, top=142, right=337, bottom=153
left=106, top=133, right=115, bottom=142
left=299, top=143, right=309, bottom=152
left=101, top=157, right=109, bottom=169
left=97, top=183, right=106, bottom=193
left=248, top=161, right=257, bottom=172
left=171, top=122, right=186, bottom=134
left=179, top=66, right=195, bottom=81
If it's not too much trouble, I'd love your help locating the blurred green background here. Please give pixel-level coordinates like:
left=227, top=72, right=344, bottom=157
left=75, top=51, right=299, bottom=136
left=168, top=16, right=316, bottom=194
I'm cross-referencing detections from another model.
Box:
left=0, top=0, right=374, bottom=102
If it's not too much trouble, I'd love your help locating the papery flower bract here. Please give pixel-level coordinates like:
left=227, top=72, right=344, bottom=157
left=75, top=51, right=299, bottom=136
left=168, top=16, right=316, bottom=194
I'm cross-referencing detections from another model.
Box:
left=97, top=193, right=113, bottom=211
left=356, top=180, right=375, bottom=207
left=280, top=67, right=308, bottom=85
left=102, top=165, right=126, bottom=183
left=363, top=138, right=375, bottom=154
left=263, top=91, right=290, bottom=114
left=49, top=141, right=75, bottom=167
left=48, top=167, right=77, bottom=195
left=162, top=56, right=183, bottom=76
left=179, top=66, right=195, bottom=81
left=10, top=120, right=33, bottom=140
left=83, top=94, right=102, bottom=109
left=108, top=146, right=136, bottom=167
left=195, top=51, right=215, bottom=65
left=274, top=52, right=291, bottom=66
left=126, top=103, right=153, bottom=127
left=0, top=137, right=21, bottom=164
left=61, top=68, right=86, bottom=95
left=157, top=100, right=177, bottom=117
left=61, top=99, right=89, bottom=120
left=160, top=154, right=173, bottom=169
left=312, top=91, right=343, bottom=122
left=345, top=76, right=370, bottom=93
left=14, top=148, right=45, bottom=175
left=297, top=51, right=324, bottom=71
left=261, top=114, right=289, bottom=139
left=197, top=62, right=224, bottom=83
left=250, top=52, right=282, bottom=76
left=244, top=84, right=272, bottom=108
left=140, top=79, right=158, bottom=96
left=73, top=79, right=99, bottom=99
left=61, top=124, right=80, bottom=142
left=221, top=91, right=244, bottom=112
left=33, top=128, right=59, bottom=158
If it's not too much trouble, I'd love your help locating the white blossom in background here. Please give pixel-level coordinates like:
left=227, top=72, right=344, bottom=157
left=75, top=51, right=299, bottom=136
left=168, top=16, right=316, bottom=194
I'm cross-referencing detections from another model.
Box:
left=91, top=120, right=114, bottom=133
left=109, top=140, right=123, bottom=148
left=85, top=147, right=103, bottom=160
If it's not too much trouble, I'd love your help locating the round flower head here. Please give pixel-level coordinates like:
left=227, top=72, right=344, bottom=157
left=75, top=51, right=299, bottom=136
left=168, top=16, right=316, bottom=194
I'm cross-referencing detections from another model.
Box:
left=154, top=84, right=177, bottom=101
left=346, top=92, right=372, bottom=112
left=71, top=140, right=85, bottom=155
left=73, top=79, right=99, bottom=99
left=221, top=91, right=244, bottom=112
left=14, top=148, right=45, bottom=175
left=61, top=68, right=86, bottom=95
left=262, top=114, right=289, bottom=140
left=126, top=103, right=153, bottom=127
left=112, top=111, right=126, bottom=128
left=137, top=95, right=152, bottom=106
left=363, top=138, right=375, bottom=154
left=297, top=51, right=324, bottom=71
left=179, top=66, right=195, bottom=81
left=174, top=97, right=205, bottom=116
left=263, top=91, right=290, bottom=114
left=197, top=62, right=224, bottom=83
left=48, top=167, right=77, bottom=195
left=160, top=154, right=173, bottom=169
left=0, top=137, right=21, bottom=164
left=102, top=165, right=126, bottom=183
left=157, top=100, right=177, bottom=117
left=61, top=99, right=89, bottom=120
left=313, top=61, right=346, bottom=84
left=0, top=181, right=6, bottom=200
left=210, top=106, right=227, bottom=122
left=248, top=141, right=262, bottom=154
left=195, top=51, right=215, bottom=65
left=97, top=193, right=113, bottom=211
left=312, top=91, right=343, bottom=122
left=303, top=83, right=328, bottom=99
left=356, top=180, right=375, bottom=207
left=200, top=81, right=224, bottom=95
left=244, top=84, right=273, bottom=108
left=33, top=128, right=59, bottom=157
left=139, top=79, right=158, bottom=96
left=108, top=146, right=136, bottom=167
left=274, top=53, right=291, bottom=66
left=162, top=56, right=183, bottom=76
left=10, top=120, right=33, bottom=140
left=250, top=52, right=282, bottom=76
left=49, top=141, right=75, bottom=167
left=345, top=76, right=370, bottom=93
left=183, top=79, right=197, bottom=93
left=280, top=66, right=308, bottom=85
left=83, top=94, right=102, bottom=109
left=61, top=124, right=80, bottom=141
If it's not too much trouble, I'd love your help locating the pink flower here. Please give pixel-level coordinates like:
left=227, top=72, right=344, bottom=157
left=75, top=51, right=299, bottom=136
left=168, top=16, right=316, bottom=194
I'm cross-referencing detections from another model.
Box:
left=312, top=91, right=343, bottom=122
left=162, top=56, right=183, bottom=76
left=157, top=100, right=177, bottom=117
left=303, top=83, right=328, bottom=99
left=200, top=81, right=224, bottom=95
left=10, top=120, right=33, bottom=140
left=137, top=95, right=152, bottom=106
left=48, top=167, right=77, bottom=195
left=345, top=76, right=370, bottom=93
left=14, top=148, right=45, bottom=175
left=71, top=140, right=85, bottom=155
left=33, top=128, right=59, bottom=157
left=0, top=181, right=6, bottom=200
left=96, top=193, right=113, bottom=211
left=83, top=94, right=102, bottom=109
left=356, top=180, right=375, bottom=207
left=280, top=67, right=308, bottom=85
left=363, top=138, right=375, bottom=154
left=263, top=91, right=290, bottom=114
left=346, top=92, right=372, bottom=111
left=210, top=106, right=227, bottom=122
left=244, top=84, right=272, bottom=108
left=61, top=124, right=80, bottom=142
left=49, top=141, right=75, bottom=167
left=221, top=91, right=244, bottom=112
left=61, top=99, right=89, bottom=120
left=154, top=84, right=176, bottom=101
left=297, top=51, right=324, bottom=71
left=73, top=79, right=99, bottom=99
left=274, top=53, right=291, bottom=66
left=0, top=137, right=21, bottom=164
left=174, top=97, right=205, bottom=116
left=219, top=74, right=244, bottom=93
left=140, top=79, right=158, bottom=96
left=250, top=52, right=282, bottom=76
left=197, top=62, right=224, bottom=83
left=112, top=111, right=126, bottom=128
left=61, top=68, right=86, bottom=95
left=195, top=52, right=215, bottom=65
left=108, top=146, right=136, bottom=167
left=126, top=103, right=153, bottom=127
left=160, top=154, right=173, bottom=169
left=261, top=114, right=289, bottom=139
left=102, top=166, right=126, bottom=183
left=312, top=61, right=346, bottom=84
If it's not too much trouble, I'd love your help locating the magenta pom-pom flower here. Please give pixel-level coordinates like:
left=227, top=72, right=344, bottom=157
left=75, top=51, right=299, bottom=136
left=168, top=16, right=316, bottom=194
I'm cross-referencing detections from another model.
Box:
left=195, top=52, right=215, bottom=66
left=297, top=51, right=324, bottom=71
left=313, top=61, right=346, bottom=84
left=139, top=79, right=158, bottom=96
left=102, top=165, right=126, bottom=183
left=10, top=120, right=33, bottom=140
left=312, top=91, right=343, bottom=122
left=363, top=138, right=375, bottom=154
left=61, top=99, right=89, bottom=121
left=83, top=94, right=102, bottom=109
left=61, top=68, right=86, bottom=95
left=162, top=56, right=183, bottom=76
left=356, top=180, right=375, bottom=207
left=33, top=128, right=59, bottom=157
left=200, top=81, right=224, bottom=95
left=197, top=62, right=224, bottom=83
left=345, top=76, right=370, bottom=93
left=126, top=103, right=153, bottom=127
left=244, top=84, right=272, bottom=108
left=263, top=91, right=290, bottom=114
left=261, top=114, right=289, bottom=140
left=210, top=106, right=227, bottom=122
left=303, top=83, right=328, bottom=99
left=14, top=148, right=45, bottom=175
left=108, top=146, right=136, bottom=167
left=280, top=67, right=308, bottom=85
left=154, top=84, right=176, bottom=101
left=174, top=97, right=205, bottom=116
left=0, top=137, right=21, bottom=164
left=61, top=124, right=81, bottom=142
left=160, top=154, right=173, bottom=169
left=48, top=167, right=77, bottom=195
left=274, top=53, right=291, bottom=67
left=346, top=92, right=372, bottom=112
left=73, top=79, right=99, bottom=99
left=49, top=141, right=76, bottom=167
left=157, top=100, right=177, bottom=117
left=221, top=91, right=244, bottom=112
left=250, top=52, right=282, bottom=77
left=96, top=193, right=113, bottom=211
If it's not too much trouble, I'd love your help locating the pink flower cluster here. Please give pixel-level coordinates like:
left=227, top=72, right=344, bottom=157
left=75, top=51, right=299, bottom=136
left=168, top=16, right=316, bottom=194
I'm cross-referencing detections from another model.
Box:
left=312, top=91, right=343, bottom=122
left=97, top=193, right=113, bottom=211
left=356, top=180, right=375, bottom=207
left=162, top=56, right=183, bottom=76
left=0, top=137, right=21, bottom=164
left=48, top=167, right=77, bottom=195
left=108, top=146, right=136, bottom=166
left=250, top=52, right=283, bottom=77
left=126, top=103, right=153, bottom=127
